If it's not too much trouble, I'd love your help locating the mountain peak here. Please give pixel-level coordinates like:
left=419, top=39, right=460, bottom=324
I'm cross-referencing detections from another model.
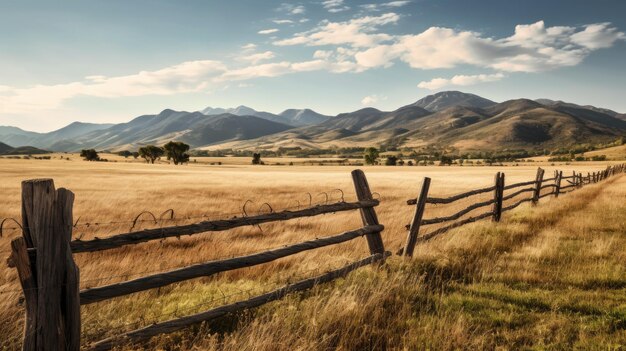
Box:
left=413, top=91, right=496, bottom=112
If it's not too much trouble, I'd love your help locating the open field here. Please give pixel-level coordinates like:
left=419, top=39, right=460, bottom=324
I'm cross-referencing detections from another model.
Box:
left=0, top=158, right=624, bottom=349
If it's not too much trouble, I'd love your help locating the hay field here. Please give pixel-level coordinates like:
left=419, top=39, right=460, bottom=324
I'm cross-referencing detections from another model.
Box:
left=0, top=157, right=624, bottom=349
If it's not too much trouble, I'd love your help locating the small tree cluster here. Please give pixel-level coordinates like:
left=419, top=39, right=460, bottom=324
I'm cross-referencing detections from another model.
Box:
left=80, top=149, right=100, bottom=161
left=364, top=147, right=379, bottom=165
left=252, top=153, right=262, bottom=165
left=163, top=141, right=190, bottom=165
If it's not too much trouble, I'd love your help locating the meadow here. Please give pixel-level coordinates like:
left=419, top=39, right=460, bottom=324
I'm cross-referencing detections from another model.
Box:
left=0, top=156, right=624, bottom=350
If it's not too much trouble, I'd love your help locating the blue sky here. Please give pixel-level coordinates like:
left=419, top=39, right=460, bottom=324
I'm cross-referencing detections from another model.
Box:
left=1, top=0, right=625, bottom=132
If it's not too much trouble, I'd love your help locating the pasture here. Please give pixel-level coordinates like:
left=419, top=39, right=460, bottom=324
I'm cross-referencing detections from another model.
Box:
left=0, top=157, right=624, bottom=350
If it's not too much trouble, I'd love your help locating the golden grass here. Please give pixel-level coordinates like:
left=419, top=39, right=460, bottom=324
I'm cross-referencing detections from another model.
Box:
left=0, top=157, right=624, bottom=350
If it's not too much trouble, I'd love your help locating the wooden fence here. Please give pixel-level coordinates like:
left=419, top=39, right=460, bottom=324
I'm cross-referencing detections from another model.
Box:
left=402, top=164, right=626, bottom=257
left=7, top=170, right=389, bottom=351
left=5, top=164, right=626, bottom=349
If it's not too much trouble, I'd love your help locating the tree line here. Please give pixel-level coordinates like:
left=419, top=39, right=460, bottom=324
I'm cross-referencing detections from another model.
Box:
left=81, top=141, right=190, bottom=165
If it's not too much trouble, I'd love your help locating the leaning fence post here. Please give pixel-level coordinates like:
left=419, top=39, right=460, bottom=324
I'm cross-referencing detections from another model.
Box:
left=351, top=170, right=385, bottom=255
left=532, top=168, right=544, bottom=205
left=20, top=179, right=80, bottom=351
left=554, top=171, right=562, bottom=198
left=403, top=177, right=430, bottom=257
left=492, top=172, right=504, bottom=222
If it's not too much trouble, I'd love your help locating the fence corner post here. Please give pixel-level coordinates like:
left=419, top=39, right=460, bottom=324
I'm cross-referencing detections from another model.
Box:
left=492, top=172, right=504, bottom=222
left=403, top=177, right=431, bottom=257
left=20, top=179, right=80, bottom=351
left=351, top=170, right=385, bottom=255
left=532, top=168, right=544, bottom=205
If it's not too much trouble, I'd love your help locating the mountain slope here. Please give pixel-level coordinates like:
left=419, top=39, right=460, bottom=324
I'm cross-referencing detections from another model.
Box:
left=0, top=142, right=13, bottom=154
left=279, top=109, right=330, bottom=125
left=412, top=91, right=496, bottom=112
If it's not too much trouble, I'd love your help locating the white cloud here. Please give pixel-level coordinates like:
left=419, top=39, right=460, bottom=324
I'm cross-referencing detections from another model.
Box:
left=322, top=0, right=350, bottom=13
left=571, top=22, right=626, bottom=49
left=361, top=94, right=387, bottom=105
left=273, top=19, right=294, bottom=24
left=0, top=60, right=228, bottom=114
left=277, top=3, right=305, bottom=15
left=258, top=28, right=279, bottom=35
left=241, top=43, right=257, bottom=52
left=417, top=73, right=505, bottom=90
left=361, top=1, right=410, bottom=11
left=238, top=51, right=276, bottom=64
left=274, top=12, right=400, bottom=48
left=346, top=20, right=626, bottom=73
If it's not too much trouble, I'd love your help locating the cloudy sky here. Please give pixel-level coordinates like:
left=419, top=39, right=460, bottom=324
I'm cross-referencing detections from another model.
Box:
left=1, top=0, right=625, bottom=132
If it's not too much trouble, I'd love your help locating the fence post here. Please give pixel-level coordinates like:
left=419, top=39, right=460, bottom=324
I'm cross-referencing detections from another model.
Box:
left=10, top=237, right=37, bottom=351
left=554, top=171, right=562, bottom=198
left=492, top=172, right=504, bottom=222
left=403, top=177, right=430, bottom=257
left=532, top=168, right=544, bottom=205
left=19, top=179, right=80, bottom=351
left=351, top=170, right=385, bottom=255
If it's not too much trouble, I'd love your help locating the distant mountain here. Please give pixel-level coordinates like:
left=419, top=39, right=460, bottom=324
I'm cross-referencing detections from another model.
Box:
left=0, top=141, right=13, bottom=154
left=3, top=91, right=625, bottom=153
left=279, top=109, right=330, bottom=125
left=412, top=91, right=496, bottom=112
left=201, top=105, right=329, bottom=126
left=201, top=105, right=290, bottom=125
left=0, top=141, right=48, bottom=155
left=205, top=94, right=626, bottom=152
left=70, top=109, right=294, bottom=151
left=0, top=122, right=113, bottom=149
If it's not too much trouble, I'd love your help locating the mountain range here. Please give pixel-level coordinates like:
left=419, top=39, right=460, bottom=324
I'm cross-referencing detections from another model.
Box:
left=1, top=91, right=625, bottom=153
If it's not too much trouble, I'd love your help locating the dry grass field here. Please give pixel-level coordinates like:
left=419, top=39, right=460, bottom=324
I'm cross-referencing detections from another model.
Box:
left=0, top=157, right=624, bottom=350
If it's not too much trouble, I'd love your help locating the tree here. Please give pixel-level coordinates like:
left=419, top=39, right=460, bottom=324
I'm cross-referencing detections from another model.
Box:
left=385, top=155, right=398, bottom=166
left=252, top=153, right=262, bottom=165
left=138, top=145, right=164, bottom=164
left=363, top=147, right=379, bottom=165
left=80, top=149, right=99, bottom=161
left=118, top=150, right=132, bottom=158
left=439, top=155, right=453, bottom=166
left=132, top=152, right=139, bottom=159
left=163, top=141, right=190, bottom=165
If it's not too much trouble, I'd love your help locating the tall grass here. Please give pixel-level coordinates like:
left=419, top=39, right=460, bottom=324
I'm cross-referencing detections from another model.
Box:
left=0, top=158, right=623, bottom=349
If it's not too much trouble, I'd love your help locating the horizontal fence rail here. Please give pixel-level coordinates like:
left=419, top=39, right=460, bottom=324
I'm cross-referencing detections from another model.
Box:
left=401, top=164, right=625, bottom=257
left=80, top=225, right=384, bottom=305
left=70, top=199, right=379, bottom=253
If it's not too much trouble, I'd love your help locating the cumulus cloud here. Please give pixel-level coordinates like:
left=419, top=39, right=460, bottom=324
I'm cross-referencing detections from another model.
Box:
left=274, top=13, right=399, bottom=47
left=417, top=73, right=505, bottom=90
left=258, top=28, right=279, bottom=35
left=361, top=94, right=387, bottom=105
left=345, top=20, right=626, bottom=73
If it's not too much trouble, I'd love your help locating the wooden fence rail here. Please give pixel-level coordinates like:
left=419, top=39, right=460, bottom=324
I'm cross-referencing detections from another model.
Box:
left=7, top=169, right=388, bottom=351
left=402, top=164, right=625, bottom=257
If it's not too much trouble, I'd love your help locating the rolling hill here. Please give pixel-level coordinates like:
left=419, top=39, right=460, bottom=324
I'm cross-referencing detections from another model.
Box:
left=200, top=106, right=329, bottom=126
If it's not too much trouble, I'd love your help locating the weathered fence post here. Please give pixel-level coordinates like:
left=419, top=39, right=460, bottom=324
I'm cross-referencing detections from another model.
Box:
left=492, top=172, right=504, bottom=222
left=532, top=168, right=544, bottom=205
left=17, top=179, right=80, bottom=351
left=554, top=171, right=562, bottom=198
left=351, top=170, right=385, bottom=255
left=403, top=177, right=430, bottom=257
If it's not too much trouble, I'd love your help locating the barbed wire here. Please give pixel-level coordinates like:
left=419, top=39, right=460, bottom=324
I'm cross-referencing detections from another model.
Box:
left=0, top=188, right=353, bottom=234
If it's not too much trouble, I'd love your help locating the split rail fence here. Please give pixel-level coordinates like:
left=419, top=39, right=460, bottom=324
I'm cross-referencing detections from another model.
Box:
left=5, top=164, right=625, bottom=349
left=402, top=164, right=626, bottom=257
left=6, top=170, right=389, bottom=351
